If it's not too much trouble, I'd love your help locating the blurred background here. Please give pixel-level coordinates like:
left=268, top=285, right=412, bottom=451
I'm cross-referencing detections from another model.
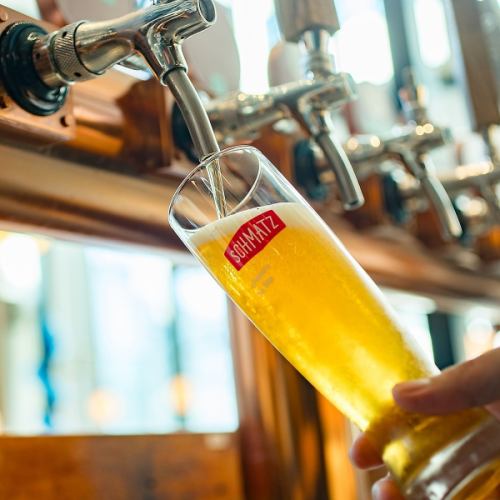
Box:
left=0, top=0, right=497, bottom=438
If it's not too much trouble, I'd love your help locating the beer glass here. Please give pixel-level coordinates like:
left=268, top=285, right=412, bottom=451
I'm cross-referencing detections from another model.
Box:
left=169, top=146, right=500, bottom=499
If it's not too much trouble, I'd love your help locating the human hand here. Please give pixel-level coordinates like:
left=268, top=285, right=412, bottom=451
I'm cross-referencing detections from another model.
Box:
left=349, top=348, right=500, bottom=500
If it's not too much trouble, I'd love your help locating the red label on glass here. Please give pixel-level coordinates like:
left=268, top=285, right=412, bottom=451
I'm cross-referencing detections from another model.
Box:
left=224, top=210, right=286, bottom=270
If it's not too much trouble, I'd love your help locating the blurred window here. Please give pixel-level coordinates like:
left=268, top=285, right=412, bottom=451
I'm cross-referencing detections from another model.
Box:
left=0, top=235, right=238, bottom=435
left=414, top=0, right=452, bottom=69
left=333, top=0, right=394, bottom=85
left=226, top=0, right=275, bottom=93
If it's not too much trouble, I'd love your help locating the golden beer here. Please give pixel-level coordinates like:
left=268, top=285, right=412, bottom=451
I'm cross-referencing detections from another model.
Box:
left=189, top=201, right=496, bottom=494
left=170, top=146, right=500, bottom=498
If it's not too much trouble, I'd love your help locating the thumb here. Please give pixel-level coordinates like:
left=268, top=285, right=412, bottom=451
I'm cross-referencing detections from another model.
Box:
left=392, top=348, right=500, bottom=415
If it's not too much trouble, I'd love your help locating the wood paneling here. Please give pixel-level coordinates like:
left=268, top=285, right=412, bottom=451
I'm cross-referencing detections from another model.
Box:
left=0, top=144, right=184, bottom=251
left=317, top=397, right=358, bottom=500
left=0, top=433, right=244, bottom=500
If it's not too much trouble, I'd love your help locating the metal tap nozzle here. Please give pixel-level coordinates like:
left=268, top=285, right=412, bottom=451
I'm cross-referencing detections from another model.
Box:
left=301, top=107, right=364, bottom=209
left=5, top=0, right=220, bottom=157
left=5, top=1, right=226, bottom=214
left=346, top=70, right=462, bottom=239
left=207, top=74, right=354, bottom=142
left=390, top=146, right=463, bottom=240
left=33, top=0, right=216, bottom=87
left=440, top=162, right=500, bottom=224
left=380, top=70, right=462, bottom=240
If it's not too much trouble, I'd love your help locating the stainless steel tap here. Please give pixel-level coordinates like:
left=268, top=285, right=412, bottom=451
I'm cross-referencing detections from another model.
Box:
left=206, top=75, right=362, bottom=210
left=349, top=147, right=500, bottom=242
left=342, top=127, right=462, bottom=240
left=395, top=70, right=463, bottom=239
left=3, top=0, right=220, bottom=162
left=270, top=0, right=364, bottom=210
left=338, top=69, right=463, bottom=240
left=293, top=119, right=461, bottom=239
left=400, top=162, right=500, bottom=242
left=390, top=145, right=463, bottom=241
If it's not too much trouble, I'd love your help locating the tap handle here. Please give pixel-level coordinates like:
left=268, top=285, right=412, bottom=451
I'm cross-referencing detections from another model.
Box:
left=274, top=0, right=340, bottom=43
left=399, top=150, right=462, bottom=240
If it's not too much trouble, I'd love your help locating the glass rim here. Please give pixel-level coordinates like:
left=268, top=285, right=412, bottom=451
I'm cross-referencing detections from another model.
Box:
left=168, top=145, right=264, bottom=224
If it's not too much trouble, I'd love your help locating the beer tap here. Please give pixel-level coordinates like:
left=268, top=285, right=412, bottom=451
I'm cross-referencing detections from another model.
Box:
left=200, top=75, right=361, bottom=209
left=272, top=0, right=363, bottom=210
left=0, top=0, right=220, bottom=160
left=387, top=70, right=462, bottom=240
left=192, top=0, right=362, bottom=210
left=299, top=71, right=463, bottom=240
left=448, top=162, right=500, bottom=261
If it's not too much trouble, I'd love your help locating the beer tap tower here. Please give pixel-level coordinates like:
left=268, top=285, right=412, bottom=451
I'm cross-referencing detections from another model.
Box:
left=0, top=0, right=220, bottom=162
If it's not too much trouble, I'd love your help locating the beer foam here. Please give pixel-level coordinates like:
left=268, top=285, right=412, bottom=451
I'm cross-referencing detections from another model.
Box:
left=188, top=202, right=310, bottom=247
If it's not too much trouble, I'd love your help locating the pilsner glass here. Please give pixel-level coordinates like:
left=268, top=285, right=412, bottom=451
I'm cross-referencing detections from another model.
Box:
left=169, top=146, right=500, bottom=499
